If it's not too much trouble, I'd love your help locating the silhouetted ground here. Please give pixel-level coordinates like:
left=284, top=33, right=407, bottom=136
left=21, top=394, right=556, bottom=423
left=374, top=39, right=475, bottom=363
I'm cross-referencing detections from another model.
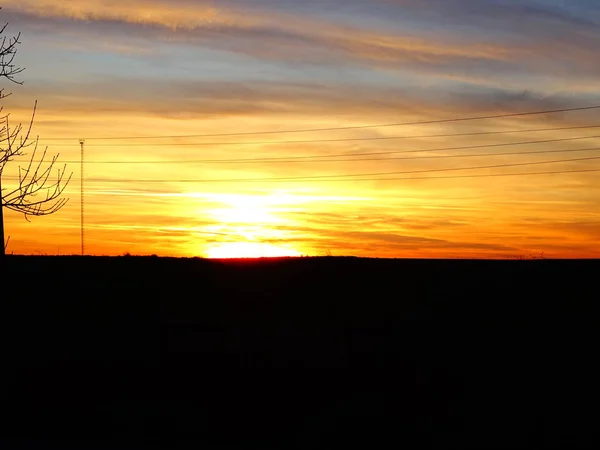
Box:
left=1, top=256, right=598, bottom=449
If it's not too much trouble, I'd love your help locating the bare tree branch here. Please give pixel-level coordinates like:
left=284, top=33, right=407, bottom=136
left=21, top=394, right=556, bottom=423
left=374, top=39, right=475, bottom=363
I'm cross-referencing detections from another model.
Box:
left=1, top=13, right=72, bottom=255
left=0, top=16, right=25, bottom=86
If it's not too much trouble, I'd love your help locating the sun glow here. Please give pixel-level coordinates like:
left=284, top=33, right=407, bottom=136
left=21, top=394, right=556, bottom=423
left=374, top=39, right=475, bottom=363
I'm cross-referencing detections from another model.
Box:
left=204, top=193, right=299, bottom=225
left=205, top=242, right=301, bottom=259
left=194, top=192, right=369, bottom=258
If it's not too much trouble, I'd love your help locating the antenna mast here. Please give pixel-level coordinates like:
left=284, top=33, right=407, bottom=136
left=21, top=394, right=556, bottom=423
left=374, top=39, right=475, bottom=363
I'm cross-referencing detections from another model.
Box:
left=79, top=139, right=85, bottom=256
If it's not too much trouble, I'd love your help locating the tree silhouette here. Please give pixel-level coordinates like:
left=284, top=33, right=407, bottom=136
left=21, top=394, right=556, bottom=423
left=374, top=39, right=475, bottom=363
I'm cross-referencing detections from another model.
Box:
left=0, top=13, right=71, bottom=256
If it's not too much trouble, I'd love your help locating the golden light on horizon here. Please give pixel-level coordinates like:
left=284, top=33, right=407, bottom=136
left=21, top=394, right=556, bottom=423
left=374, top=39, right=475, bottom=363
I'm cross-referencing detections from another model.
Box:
left=190, top=191, right=370, bottom=258
left=205, top=242, right=302, bottom=259
left=195, top=193, right=304, bottom=258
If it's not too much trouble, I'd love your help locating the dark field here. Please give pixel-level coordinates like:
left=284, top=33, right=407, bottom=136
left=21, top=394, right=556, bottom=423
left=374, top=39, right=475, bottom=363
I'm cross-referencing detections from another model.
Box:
left=1, top=256, right=599, bottom=449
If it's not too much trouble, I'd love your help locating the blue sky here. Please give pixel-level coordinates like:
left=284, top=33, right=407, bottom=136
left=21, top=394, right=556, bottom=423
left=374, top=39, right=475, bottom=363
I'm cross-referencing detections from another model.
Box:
left=4, top=0, right=600, bottom=102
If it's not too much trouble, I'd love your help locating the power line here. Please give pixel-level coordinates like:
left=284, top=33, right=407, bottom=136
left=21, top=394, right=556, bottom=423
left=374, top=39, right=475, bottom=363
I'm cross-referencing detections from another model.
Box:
left=53, top=124, right=600, bottom=147
left=39, top=105, right=600, bottom=141
left=4, top=167, right=598, bottom=185
left=16, top=133, right=600, bottom=164
left=133, top=155, right=600, bottom=182
left=5, top=154, right=598, bottom=183
left=347, top=168, right=600, bottom=183
left=362, top=146, right=600, bottom=163
left=310, top=156, right=600, bottom=181
left=17, top=145, right=600, bottom=166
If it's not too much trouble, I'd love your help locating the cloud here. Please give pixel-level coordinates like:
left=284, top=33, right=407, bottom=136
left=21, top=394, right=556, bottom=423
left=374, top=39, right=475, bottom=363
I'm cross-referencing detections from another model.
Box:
left=260, top=228, right=518, bottom=256
left=6, top=0, right=600, bottom=87
left=6, top=76, right=595, bottom=131
left=2, top=0, right=226, bottom=30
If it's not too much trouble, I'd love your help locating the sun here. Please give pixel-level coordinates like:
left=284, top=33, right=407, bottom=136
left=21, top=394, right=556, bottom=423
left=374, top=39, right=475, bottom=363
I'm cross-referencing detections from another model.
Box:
left=205, top=242, right=301, bottom=259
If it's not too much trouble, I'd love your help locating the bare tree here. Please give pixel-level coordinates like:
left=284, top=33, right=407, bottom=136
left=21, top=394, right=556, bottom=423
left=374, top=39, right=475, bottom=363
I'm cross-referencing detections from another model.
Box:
left=0, top=12, right=71, bottom=256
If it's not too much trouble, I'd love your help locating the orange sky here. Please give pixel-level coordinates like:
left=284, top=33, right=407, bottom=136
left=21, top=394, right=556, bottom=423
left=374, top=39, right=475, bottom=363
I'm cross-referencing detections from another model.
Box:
left=1, top=0, right=600, bottom=258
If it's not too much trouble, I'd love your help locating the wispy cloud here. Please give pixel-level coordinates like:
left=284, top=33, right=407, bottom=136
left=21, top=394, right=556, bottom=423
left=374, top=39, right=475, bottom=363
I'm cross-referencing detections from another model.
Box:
left=5, top=0, right=600, bottom=86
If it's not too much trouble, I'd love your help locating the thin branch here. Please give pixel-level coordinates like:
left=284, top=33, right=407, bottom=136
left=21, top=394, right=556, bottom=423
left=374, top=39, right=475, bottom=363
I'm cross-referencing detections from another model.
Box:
left=1, top=14, right=71, bottom=252
left=1, top=108, right=72, bottom=218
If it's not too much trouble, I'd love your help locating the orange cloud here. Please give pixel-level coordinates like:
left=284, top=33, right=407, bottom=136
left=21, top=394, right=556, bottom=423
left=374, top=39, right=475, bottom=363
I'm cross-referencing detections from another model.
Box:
left=3, top=0, right=226, bottom=30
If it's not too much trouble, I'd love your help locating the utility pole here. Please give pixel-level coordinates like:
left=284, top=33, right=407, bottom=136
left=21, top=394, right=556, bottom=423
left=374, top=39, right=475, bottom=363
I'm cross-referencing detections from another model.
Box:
left=80, top=139, right=85, bottom=256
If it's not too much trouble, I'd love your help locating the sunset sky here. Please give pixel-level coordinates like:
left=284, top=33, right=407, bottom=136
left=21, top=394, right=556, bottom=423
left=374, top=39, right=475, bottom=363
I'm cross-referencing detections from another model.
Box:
left=1, top=0, right=600, bottom=258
